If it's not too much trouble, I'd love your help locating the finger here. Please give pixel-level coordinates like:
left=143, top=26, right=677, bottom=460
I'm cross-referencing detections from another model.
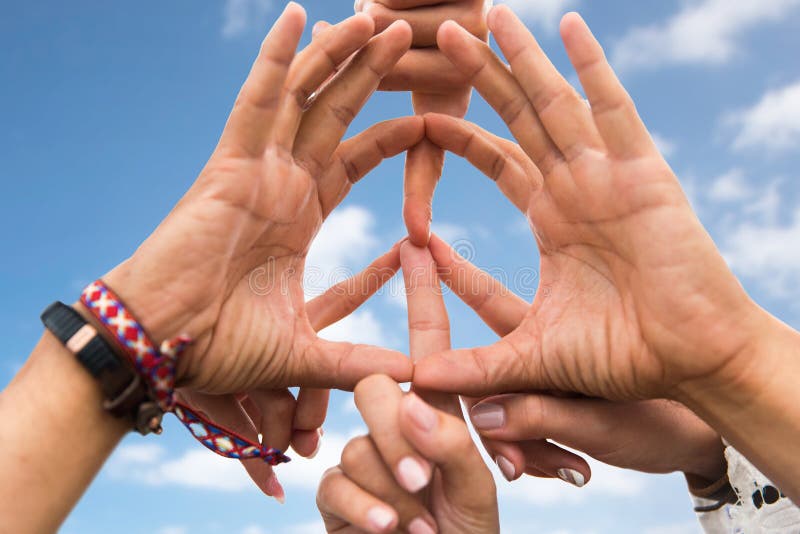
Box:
left=178, top=391, right=283, bottom=501
left=401, top=241, right=459, bottom=417
left=312, top=20, right=331, bottom=38
left=363, top=1, right=487, bottom=47
left=424, top=113, right=541, bottom=214
left=317, top=116, right=425, bottom=218
left=380, top=48, right=468, bottom=93
left=560, top=12, right=655, bottom=158
left=341, top=436, right=437, bottom=531
left=359, top=0, right=461, bottom=9
left=218, top=2, right=306, bottom=156
left=487, top=6, right=605, bottom=162
left=399, top=392, right=499, bottom=519
left=307, top=241, right=402, bottom=330
left=246, top=388, right=296, bottom=452
left=413, top=328, right=540, bottom=396
left=293, top=21, right=413, bottom=174
left=429, top=233, right=528, bottom=337
left=436, top=20, right=563, bottom=176
left=519, top=440, right=591, bottom=487
left=297, top=337, right=412, bottom=389
left=271, top=13, right=376, bottom=150
left=355, top=375, right=433, bottom=493
left=291, top=387, right=328, bottom=457
left=403, top=140, right=443, bottom=246
left=317, top=466, right=399, bottom=533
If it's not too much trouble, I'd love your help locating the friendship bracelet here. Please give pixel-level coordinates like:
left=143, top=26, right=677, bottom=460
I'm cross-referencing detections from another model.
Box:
left=81, top=280, right=290, bottom=465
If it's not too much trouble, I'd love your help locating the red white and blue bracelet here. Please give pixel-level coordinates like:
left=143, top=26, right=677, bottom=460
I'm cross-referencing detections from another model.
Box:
left=80, top=280, right=290, bottom=466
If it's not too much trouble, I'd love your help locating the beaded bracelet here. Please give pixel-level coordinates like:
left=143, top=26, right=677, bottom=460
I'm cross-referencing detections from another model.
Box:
left=81, top=280, right=290, bottom=466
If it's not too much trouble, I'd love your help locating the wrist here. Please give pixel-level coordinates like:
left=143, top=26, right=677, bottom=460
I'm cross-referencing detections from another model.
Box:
left=102, top=257, right=208, bottom=383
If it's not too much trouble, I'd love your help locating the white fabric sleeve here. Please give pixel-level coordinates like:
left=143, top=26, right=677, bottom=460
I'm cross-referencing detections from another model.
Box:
left=692, top=446, right=800, bottom=533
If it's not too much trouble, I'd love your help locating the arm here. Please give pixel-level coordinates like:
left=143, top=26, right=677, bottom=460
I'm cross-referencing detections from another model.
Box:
left=0, top=5, right=421, bottom=529
left=412, top=5, right=800, bottom=503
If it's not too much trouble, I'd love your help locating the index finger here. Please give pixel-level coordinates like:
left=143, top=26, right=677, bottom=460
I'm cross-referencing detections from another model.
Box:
left=401, top=241, right=460, bottom=416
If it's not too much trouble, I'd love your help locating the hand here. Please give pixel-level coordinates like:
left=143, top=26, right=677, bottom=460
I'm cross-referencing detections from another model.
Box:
left=103, top=5, right=420, bottom=398
left=355, top=0, right=490, bottom=245
left=413, top=6, right=768, bottom=401
left=180, top=244, right=403, bottom=502
left=429, top=234, right=727, bottom=486
left=316, top=242, right=499, bottom=534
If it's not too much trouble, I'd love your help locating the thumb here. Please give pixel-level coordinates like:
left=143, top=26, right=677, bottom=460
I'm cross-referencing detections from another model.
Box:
left=413, top=329, right=541, bottom=396
left=399, top=392, right=499, bottom=525
left=292, top=336, right=412, bottom=390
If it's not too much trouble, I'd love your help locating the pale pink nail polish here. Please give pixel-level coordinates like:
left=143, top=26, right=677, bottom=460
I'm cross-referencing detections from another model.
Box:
left=367, top=506, right=396, bottom=531
left=470, top=402, right=505, bottom=430
left=496, top=455, right=516, bottom=482
left=408, top=517, right=436, bottom=534
left=397, top=456, right=430, bottom=492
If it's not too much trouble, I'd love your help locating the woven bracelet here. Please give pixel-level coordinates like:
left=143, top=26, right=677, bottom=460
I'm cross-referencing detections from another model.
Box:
left=81, top=280, right=290, bottom=465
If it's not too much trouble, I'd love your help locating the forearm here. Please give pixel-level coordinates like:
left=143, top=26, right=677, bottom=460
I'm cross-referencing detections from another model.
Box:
left=0, top=328, right=128, bottom=532
left=677, top=312, right=800, bottom=503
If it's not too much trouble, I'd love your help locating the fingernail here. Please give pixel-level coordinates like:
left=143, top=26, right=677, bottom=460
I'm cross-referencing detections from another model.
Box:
left=495, top=455, right=516, bottom=482
left=367, top=506, right=396, bottom=531
left=557, top=468, right=586, bottom=488
left=408, top=517, right=436, bottom=534
left=312, top=22, right=324, bottom=37
left=405, top=393, right=437, bottom=432
left=308, top=428, right=323, bottom=459
left=265, top=473, right=286, bottom=504
left=397, top=456, right=430, bottom=492
left=470, top=403, right=505, bottom=430
left=354, top=0, right=365, bottom=12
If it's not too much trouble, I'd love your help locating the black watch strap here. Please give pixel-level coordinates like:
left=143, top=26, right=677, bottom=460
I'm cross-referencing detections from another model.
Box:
left=40, top=302, right=163, bottom=434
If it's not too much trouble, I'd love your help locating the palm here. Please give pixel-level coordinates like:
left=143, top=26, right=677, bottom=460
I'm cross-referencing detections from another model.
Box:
left=529, top=153, right=749, bottom=398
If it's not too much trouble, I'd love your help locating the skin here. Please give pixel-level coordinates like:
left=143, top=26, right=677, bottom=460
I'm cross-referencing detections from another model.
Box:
left=317, top=242, right=499, bottom=534
left=427, top=234, right=727, bottom=487
left=412, top=6, right=800, bottom=502
left=0, top=5, right=424, bottom=528
left=356, top=0, right=489, bottom=245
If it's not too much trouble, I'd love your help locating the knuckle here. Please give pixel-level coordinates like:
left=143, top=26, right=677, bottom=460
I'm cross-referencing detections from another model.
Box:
left=341, top=435, right=374, bottom=472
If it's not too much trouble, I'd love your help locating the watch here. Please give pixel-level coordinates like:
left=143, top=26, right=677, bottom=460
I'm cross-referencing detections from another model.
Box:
left=40, top=301, right=163, bottom=435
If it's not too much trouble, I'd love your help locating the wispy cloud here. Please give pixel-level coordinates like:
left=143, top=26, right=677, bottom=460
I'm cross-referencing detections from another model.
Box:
left=726, top=79, right=800, bottom=152
left=612, top=0, right=800, bottom=71
left=651, top=132, right=677, bottom=159
left=223, top=0, right=273, bottom=38
left=498, top=0, right=577, bottom=32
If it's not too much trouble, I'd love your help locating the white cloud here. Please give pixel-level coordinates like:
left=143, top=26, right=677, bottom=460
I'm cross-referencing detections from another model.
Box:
left=723, top=208, right=800, bottom=297
left=223, top=0, right=273, bottom=38
left=108, top=432, right=350, bottom=493
left=317, top=309, right=389, bottom=346
left=280, top=521, right=326, bottom=534
left=306, top=205, right=380, bottom=298
left=241, top=526, right=267, bottom=534
left=157, top=527, right=188, bottom=534
left=651, top=132, right=677, bottom=158
left=498, top=0, right=577, bottom=31
left=612, top=0, right=800, bottom=71
left=644, top=522, right=703, bottom=534
left=708, top=169, right=751, bottom=202
left=431, top=221, right=470, bottom=243
left=727, top=80, right=800, bottom=152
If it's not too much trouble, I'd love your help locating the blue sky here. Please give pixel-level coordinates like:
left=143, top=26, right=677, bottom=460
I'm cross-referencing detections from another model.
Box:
left=2, top=0, right=800, bottom=532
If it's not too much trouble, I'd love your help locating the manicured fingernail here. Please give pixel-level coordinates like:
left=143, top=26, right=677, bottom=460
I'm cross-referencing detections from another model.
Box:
left=557, top=468, right=586, bottom=488
left=312, top=22, right=324, bottom=37
left=308, top=428, right=324, bottom=459
left=495, top=455, right=516, bottom=482
left=470, top=403, right=505, bottom=430
left=354, top=0, right=365, bottom=12
left=367, top=506, right=396, bottom=531
left=265, top=473, right=286, bottom=504
left=397, top=456, right=430, bottom=492
left=408, top=517, right=436, bottom=534
left=405, top=393, right=437, bottom=432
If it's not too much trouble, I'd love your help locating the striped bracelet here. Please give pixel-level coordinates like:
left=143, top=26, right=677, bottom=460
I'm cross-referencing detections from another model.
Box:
left=81, top=280, right=290, bottom=466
